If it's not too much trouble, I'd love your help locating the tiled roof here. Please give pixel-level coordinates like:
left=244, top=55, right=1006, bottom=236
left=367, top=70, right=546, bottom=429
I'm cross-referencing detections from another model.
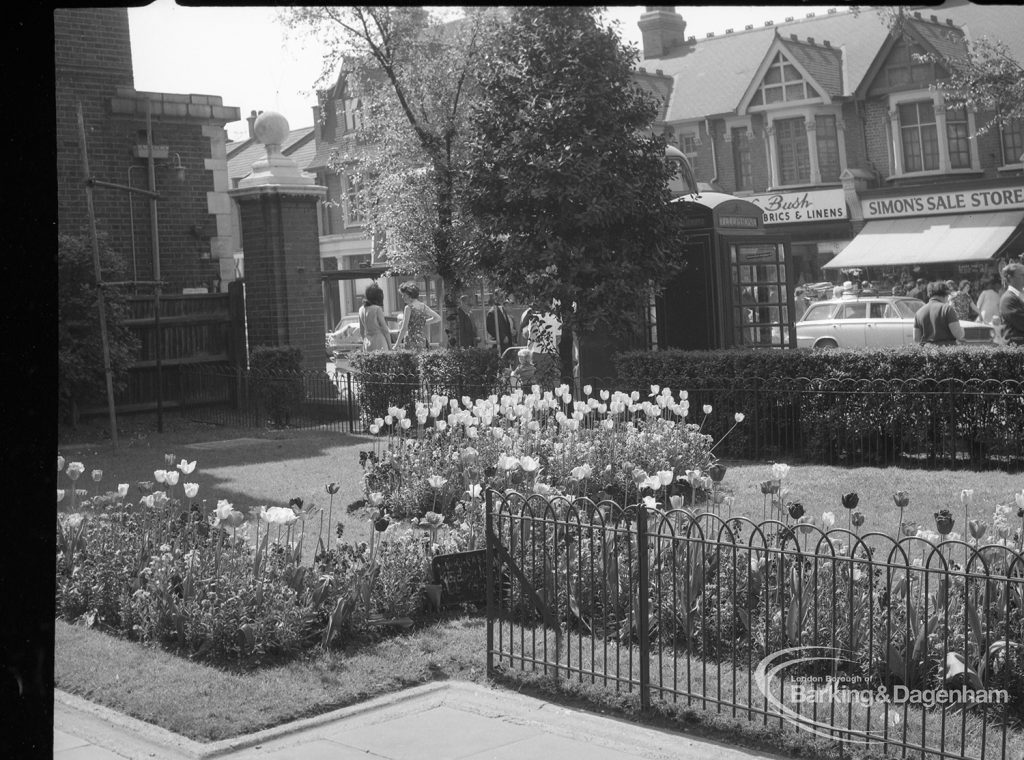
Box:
left=905, top=16, right=966, bottom=65
left=937, top=1, right=1024, bottom=61
left=641, top=3, right=1024, bottom=123
left=780, top=38, right=844, bottom=98
left=227, top=126, right=316, bottom=181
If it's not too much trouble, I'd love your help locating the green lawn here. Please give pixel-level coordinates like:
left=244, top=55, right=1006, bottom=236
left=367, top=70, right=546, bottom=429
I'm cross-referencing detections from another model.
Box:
left=54, top=413, right=1023, bottom=756
left=57, top=415, right=1023, bottom=561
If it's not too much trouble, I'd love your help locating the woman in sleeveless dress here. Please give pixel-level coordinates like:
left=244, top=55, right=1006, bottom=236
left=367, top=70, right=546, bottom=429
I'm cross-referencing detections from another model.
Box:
left=393, top=281, right=441, bottom=352
left=358, top=283, right=392, bottom=352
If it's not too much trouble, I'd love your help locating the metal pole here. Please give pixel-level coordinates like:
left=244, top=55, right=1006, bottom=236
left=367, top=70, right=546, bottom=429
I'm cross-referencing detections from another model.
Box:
left=76, top=103, right=119, bottom=449
left=146, top=102, right=164, bottom=432
left=636, top=505, right=650, bottom=712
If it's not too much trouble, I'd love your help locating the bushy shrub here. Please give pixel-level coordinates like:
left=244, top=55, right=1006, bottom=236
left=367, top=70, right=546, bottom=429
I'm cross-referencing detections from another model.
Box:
left=419, top=348, right=504, bottom=402
left=249, top=345, right=304, bottom=426
left=352, top=350, right=420, bottom=424
left=58, top=232, right=140, bottom=424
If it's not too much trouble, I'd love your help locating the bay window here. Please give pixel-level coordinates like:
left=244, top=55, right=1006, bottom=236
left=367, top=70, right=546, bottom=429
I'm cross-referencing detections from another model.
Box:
left=890, top=94, right=979, bottom=175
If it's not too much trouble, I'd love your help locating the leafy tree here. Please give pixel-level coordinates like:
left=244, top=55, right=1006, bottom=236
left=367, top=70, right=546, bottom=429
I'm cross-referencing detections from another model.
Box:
left=281, top=6, right=502, bottom=334
left=464, top=6, right=687, bottom=346
left=58, top=233, right=140, bottom=424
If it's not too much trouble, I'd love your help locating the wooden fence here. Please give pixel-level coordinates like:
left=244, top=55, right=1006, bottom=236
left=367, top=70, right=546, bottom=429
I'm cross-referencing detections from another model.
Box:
left=81, top=282, right=245, bottom=415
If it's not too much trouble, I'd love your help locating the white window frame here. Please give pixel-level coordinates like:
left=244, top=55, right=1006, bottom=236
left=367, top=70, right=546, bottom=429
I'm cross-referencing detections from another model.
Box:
left=886, top=90, right=981, bottom=179
left=762, top=104, right=848, bottom=190
left=724, top=116, right=755, bottom=192
left=998, top=119, right=1024, bottom=169
left=343, top=174, right=365, bottom=228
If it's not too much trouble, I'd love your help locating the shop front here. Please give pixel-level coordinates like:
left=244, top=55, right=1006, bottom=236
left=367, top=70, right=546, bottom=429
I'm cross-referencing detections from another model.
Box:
left=745, top=187, right=853, bottom=286
left=824, top=178, right=1024, bottom=287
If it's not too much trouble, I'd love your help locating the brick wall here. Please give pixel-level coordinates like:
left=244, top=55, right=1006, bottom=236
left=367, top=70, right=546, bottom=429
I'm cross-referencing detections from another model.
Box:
left=55, top=8, right=239, bottom=293
left=237, top=193, right=326, bottom=371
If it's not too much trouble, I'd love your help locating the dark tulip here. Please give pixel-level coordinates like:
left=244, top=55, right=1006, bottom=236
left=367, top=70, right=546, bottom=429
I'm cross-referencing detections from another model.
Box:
left=326, top=483, right=340, bottom=495
left=484, top=466, right=497, bottom=478
left=374, top=516, right=390, bottom=532
left=893, top=491, right=910, bottom=508
left=336, top=523, right=345, bottom=538
left=934, top=509, right=955, bottom=536
left=787, top=501, right=805, bottom=520
left=137, top=481, right=154, bottom=496
left=708, top=464, right=727, bottom=483
left=851, top=511, right=865, bottom=528
left=760, top=480, right=777, bottom=495
left=289, top=497, right=304, bottom=511
left=1018, top=507, right=1024, bottom=519
left=841, top=492, right=859, bottom=510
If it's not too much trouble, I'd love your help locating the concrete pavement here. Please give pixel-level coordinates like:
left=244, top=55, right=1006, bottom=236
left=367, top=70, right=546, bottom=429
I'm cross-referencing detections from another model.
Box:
left=55, top=681, right=791, bottom=760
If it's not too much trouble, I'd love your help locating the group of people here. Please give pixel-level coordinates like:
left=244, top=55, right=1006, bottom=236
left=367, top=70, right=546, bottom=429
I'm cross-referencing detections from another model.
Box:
left=354, top=282, right=566, bottom=384
left=913, top=262, right=1024, bottom=345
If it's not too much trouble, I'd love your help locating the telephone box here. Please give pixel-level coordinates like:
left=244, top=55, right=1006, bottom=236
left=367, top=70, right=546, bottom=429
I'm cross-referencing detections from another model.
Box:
left=654, top=193, right=795, bottom=350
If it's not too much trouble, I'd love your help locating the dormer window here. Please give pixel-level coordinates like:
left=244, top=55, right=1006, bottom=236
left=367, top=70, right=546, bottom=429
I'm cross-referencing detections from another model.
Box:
left=343, top=97, right=363, bottom=133
left=750, top=53, right=822, bottom=106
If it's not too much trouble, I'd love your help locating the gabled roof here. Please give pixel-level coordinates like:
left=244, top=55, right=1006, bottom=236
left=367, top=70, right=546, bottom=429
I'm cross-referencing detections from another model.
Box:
left=227, top=126, right=316, bottom=182
left=640, top=3, right=1024, bottom=124
left=780, top=37, right=844, bottom=98
left=640, top=8, right=889, bottom=121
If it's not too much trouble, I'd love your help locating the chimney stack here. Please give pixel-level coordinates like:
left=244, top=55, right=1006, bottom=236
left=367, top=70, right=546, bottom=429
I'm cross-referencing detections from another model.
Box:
left=638, top=6, right=687, bottom=59
left=246, top=110, right=261, bottom=139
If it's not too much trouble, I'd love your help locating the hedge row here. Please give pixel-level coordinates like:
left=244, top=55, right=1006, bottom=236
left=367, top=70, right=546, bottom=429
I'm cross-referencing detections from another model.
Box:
left=613, top=345, right=1024, bottom=388
left=612, top=346, right=1024, bottom=469
left=353, top=348, right=503, bottom=423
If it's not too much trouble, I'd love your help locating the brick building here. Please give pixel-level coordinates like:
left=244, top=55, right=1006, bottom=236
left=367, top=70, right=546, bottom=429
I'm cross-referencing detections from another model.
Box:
left=55, top=8, right=241, bottom=293
left=635, top=2, right=1024, bottom=286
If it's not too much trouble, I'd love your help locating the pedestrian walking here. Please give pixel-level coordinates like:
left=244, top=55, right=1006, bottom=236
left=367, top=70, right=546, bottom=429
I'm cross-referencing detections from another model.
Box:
left=519, top=300, right=562, bottom=389
left=913, top=281, right=964, bottom=345
left=976, top=275, right=1002, bottom=324
left=393, top=281, right=441, bottom=353
left=486, top=290, right=517, bottom=353
left=998, top=262, right=1024, bottom=345
left=358, top=283, right=393, bottom=352
left=948, top=279, right=979, bottom=321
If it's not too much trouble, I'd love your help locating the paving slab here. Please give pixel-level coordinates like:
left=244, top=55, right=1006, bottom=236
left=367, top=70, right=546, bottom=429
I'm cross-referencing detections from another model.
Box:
left=55, top=681, right=792, bottom=760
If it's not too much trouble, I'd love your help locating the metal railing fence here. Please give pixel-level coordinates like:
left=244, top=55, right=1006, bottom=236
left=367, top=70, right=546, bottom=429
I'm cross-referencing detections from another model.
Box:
left=485, top=490, right=1024, bottom=759
left=178, top=366, right=1023, bottom=472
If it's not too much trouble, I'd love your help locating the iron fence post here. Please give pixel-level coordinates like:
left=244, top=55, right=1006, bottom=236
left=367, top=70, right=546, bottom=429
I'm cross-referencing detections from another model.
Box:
left=485, top=488, right=495, bottom=677
left=636, top=506, right=651, bottom=712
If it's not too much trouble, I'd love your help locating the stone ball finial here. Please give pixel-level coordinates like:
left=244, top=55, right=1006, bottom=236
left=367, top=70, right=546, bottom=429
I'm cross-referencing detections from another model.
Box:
left=253, top=111, right=289, bottom=146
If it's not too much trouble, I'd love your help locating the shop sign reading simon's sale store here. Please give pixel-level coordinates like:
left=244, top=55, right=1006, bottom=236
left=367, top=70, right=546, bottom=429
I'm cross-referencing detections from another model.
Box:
left=862, top=185, right=1024, bottom=220
left=747, top=188, right=848, bottom=224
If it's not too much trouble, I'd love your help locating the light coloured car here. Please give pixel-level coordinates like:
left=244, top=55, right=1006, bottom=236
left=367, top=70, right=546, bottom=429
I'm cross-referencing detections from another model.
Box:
left=325, top=314, right=402, bottom=360
left=795, top=296, right=995, bottom=349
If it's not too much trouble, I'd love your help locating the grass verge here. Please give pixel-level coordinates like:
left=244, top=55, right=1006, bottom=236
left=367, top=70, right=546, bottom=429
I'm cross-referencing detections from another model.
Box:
left=55, top=615, right=487, bottom=742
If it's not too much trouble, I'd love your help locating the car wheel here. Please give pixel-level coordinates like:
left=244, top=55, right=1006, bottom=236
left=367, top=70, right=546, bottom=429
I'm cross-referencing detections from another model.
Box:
left=814, top=338, right=839, bottom=349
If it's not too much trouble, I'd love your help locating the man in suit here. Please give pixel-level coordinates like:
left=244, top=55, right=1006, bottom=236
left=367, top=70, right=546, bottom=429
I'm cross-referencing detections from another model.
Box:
left=486, top=290, right=516, bottom=353
left=998, top=262, right=1024, bottom=345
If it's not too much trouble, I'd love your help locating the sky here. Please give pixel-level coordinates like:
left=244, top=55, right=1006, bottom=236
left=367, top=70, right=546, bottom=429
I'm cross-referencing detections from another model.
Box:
left=128, top=3, right=844, bottom=143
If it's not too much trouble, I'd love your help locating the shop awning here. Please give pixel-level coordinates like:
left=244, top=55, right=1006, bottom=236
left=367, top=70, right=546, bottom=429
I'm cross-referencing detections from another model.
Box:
left=822, top=210, right=1024, bottom=269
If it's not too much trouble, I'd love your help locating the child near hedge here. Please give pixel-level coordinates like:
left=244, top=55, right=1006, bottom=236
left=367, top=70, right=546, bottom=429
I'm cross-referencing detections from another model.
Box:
left=510, top=348, right=536, bottom=389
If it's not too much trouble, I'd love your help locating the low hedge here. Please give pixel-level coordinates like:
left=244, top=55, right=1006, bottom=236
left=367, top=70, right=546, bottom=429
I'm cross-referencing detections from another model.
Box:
left=613, top=346, right=1024, bottom=467
left=352, top=348, right=504, bottom=425
left=249, top=346, right=304, bottom=426
left=614, top=345, right=1024, bottom=388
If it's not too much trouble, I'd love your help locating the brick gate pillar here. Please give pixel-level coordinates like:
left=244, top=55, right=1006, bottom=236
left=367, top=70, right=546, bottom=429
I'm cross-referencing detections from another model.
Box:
left=228, top=111, right=327, bottom=372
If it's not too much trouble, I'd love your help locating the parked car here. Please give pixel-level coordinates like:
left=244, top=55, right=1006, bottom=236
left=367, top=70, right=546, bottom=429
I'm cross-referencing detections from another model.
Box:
left=325, top=314, right=402, bottom=361
left=795, top=296, right=995, bottom=349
